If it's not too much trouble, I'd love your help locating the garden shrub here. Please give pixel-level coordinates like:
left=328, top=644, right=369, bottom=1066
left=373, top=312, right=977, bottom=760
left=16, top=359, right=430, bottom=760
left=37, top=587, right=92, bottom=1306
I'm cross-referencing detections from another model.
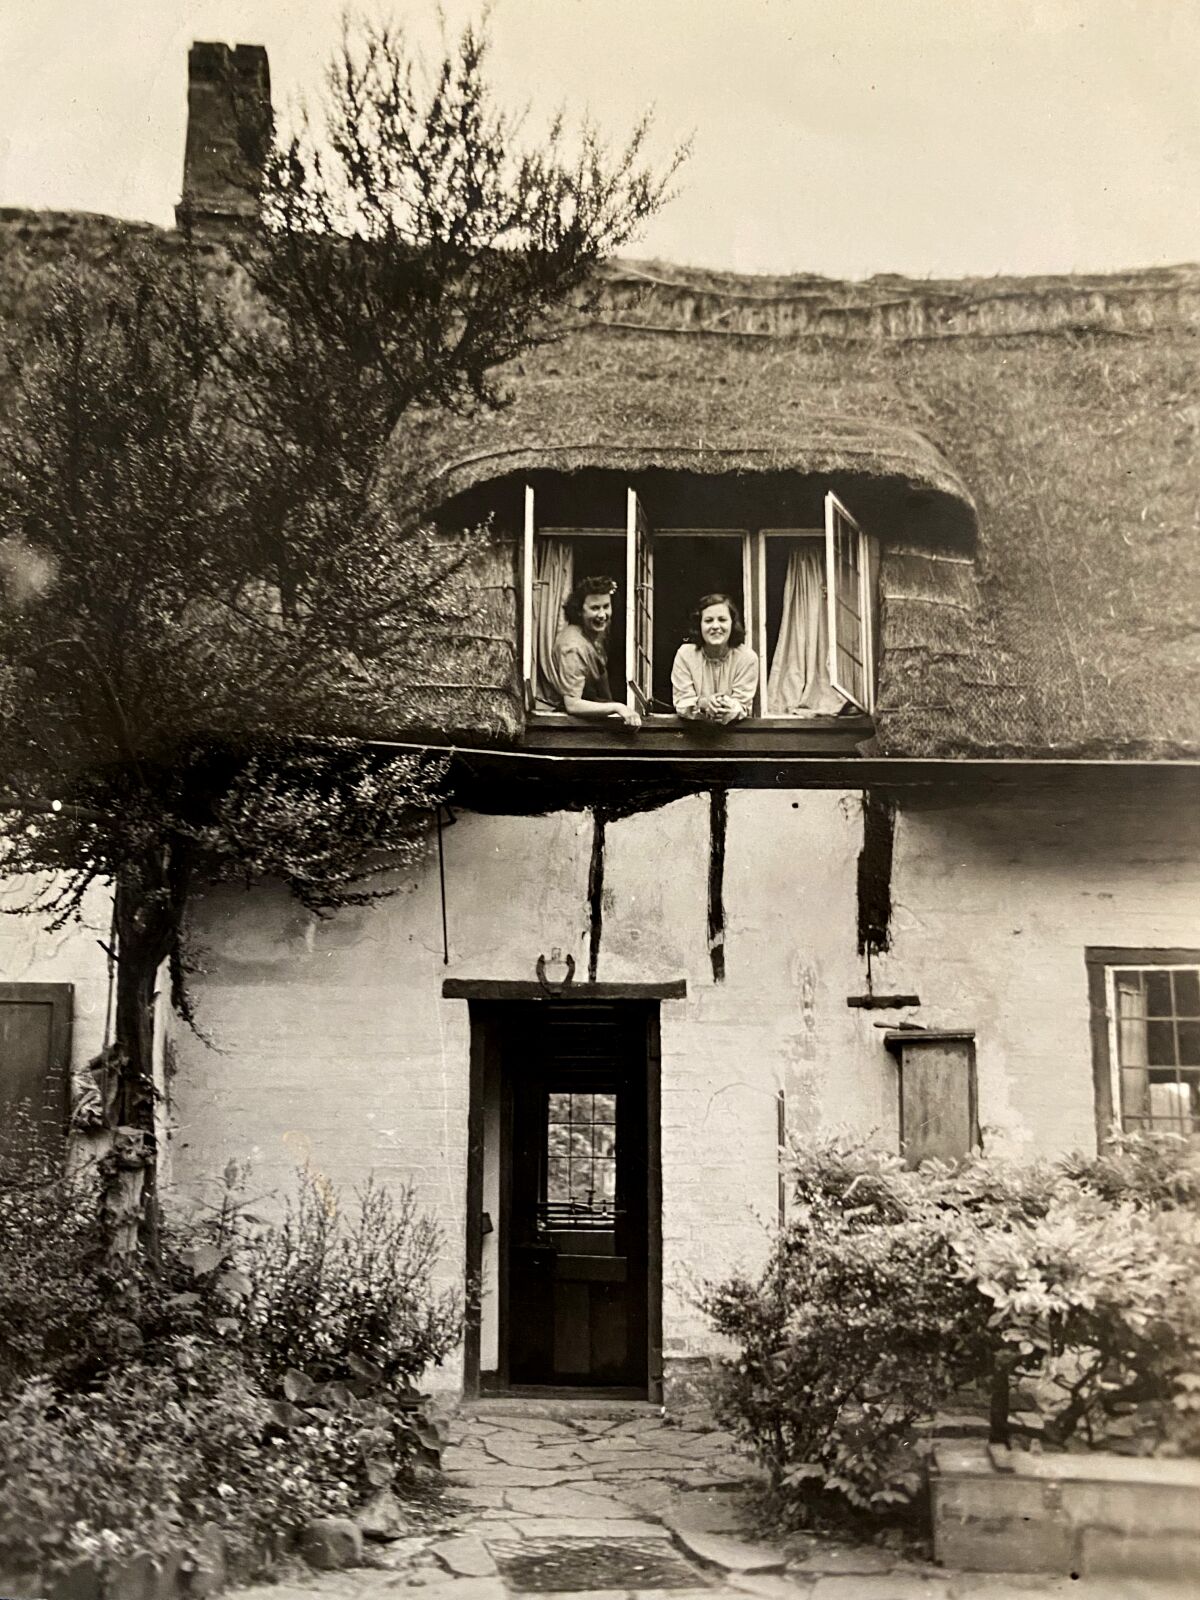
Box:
left=0, top=1161, right=463, bottom=1585
left=704, top=1132, right=1200, bottom=1523
left=0, top=1110, right=143, bottom=1396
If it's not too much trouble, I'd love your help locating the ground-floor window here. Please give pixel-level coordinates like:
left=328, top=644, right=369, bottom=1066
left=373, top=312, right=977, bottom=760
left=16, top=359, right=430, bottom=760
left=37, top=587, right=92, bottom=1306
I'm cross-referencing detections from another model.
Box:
left=1087, top=949, right=1200, bottom=1140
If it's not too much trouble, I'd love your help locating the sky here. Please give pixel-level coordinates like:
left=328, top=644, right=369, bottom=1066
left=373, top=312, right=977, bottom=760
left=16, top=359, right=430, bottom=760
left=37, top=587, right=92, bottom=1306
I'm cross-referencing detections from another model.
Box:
left=2, top=0, right=1198, bottom=280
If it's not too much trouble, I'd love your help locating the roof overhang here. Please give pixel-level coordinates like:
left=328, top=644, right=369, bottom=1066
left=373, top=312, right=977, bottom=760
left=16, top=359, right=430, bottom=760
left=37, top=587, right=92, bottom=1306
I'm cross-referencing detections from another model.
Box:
left=427, top=420, right=977, bottom=545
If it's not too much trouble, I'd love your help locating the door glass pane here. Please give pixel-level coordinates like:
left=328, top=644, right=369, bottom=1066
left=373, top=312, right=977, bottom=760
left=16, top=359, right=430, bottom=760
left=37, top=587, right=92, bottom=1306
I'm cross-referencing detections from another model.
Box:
left=540, top=1084, right=621, bottom=1229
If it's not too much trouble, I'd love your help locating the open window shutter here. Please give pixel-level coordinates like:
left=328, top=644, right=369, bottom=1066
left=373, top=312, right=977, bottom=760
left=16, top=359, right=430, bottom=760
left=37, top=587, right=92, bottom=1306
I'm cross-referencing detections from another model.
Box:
left=521, top=485, right=535, bottom=712
left=626, top=489, right=654, bottom=713
left=824, top=491, right=874, bottom=713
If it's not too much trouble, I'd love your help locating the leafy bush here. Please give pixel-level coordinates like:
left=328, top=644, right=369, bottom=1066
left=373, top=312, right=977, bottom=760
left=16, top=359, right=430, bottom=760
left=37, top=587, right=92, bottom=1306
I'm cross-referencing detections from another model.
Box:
left=237, top=1170, right=461, bottom=1388
left=704, top=1133, right=1200, bottom=1523
left=0, top=1342, right=361, bottom=1583
left=0, top=1160, right=463, bottom=1584
left=0, top=1111, right=143, bottom=1396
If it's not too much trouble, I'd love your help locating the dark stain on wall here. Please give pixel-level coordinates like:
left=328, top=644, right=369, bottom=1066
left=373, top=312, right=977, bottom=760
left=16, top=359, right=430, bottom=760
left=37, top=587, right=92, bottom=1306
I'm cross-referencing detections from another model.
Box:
left=587, top=807, right=607, bottom=981
left=857, top=790, right=896, bottom=956
left=708, top=789, right=727, bottom=983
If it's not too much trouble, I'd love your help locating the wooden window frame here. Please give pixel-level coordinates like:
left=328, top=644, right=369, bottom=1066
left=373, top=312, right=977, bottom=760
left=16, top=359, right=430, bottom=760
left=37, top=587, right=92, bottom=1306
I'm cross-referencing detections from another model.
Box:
left=519, top=487, right=880, bottom=725
left=825, top=490, right=876, bottom=714
left=1085, top=946, right=1200, bottom=1146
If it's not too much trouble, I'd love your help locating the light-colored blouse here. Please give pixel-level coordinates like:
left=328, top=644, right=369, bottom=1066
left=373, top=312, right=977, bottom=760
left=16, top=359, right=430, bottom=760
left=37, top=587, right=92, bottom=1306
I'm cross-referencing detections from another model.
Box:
left=671, top=643, right=759, bottom=719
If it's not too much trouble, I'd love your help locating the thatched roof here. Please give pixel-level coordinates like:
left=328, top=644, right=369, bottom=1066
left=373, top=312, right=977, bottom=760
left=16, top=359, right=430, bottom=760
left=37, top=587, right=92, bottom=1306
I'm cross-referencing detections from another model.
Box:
left=425, top=258, right=1200, bottom=760
left=3, top=209, right=1198, bottom=761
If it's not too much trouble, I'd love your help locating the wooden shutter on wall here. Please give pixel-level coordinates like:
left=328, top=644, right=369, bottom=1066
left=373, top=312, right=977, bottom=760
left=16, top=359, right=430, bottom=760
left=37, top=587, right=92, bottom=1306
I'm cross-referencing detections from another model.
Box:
left=626, top=489, right=654, bottom=713
left=0, top=983, right=73, bottom=1170
left=885, top=1030, right=978, bottom=1167
left=521, top=485, right=535, bottom=712
left=824, top=491, right=875, bottom=713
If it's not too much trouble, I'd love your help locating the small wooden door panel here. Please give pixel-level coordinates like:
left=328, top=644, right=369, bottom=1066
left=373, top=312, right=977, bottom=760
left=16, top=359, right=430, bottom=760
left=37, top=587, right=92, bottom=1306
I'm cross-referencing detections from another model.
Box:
left=0, top=982, right=73, bottom=1169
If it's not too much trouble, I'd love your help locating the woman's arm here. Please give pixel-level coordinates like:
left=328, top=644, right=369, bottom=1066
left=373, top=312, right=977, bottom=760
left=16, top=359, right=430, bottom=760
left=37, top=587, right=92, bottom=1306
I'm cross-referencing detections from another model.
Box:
left=671, top=646, right=702, bottom=718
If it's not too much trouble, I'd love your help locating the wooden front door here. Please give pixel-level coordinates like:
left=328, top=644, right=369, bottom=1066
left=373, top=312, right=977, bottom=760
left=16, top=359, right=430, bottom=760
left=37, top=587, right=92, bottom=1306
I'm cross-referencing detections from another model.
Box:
left=505, top=1001, right=650, bottom=1389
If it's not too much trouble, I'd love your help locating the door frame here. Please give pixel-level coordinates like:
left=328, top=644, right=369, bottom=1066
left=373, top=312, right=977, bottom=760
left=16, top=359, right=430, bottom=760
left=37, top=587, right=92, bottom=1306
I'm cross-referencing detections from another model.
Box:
left=458, top=985, right=675, bottom=1403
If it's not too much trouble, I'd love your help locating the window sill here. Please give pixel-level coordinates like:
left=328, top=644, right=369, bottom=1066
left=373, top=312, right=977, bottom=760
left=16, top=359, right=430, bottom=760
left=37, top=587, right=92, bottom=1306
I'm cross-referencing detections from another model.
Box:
left=521, top=709, right=873, bottom=757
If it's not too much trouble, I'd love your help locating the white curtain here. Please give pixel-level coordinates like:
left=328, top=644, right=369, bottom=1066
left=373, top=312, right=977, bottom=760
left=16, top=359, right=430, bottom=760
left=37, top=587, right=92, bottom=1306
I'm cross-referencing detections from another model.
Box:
left=767, top=545, right=845, bottom=714
left=533, top=537, right=574, bottom=706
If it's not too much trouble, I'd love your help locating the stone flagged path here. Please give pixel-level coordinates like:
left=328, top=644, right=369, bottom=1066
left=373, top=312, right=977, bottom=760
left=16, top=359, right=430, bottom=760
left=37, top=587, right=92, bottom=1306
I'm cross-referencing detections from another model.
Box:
left=229, top=1402, right=1193, bottom=1600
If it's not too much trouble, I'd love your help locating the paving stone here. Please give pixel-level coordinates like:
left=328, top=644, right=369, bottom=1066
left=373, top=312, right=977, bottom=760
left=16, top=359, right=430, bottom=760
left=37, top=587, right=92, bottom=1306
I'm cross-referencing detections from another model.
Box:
left=728, top=1575, right=819, bottom=1598
left=670, top=1526, right=787, bottom=1574
left=482, top=1438, right=584, bottom=1470
left=447, top=1485, right=508, bottom=1508
left=503, top=1484, right=646, bottom=1520
left=446, top=1466, right=577, bottom=1488
left=429, top=1535, right=498, bottom=1578
left=466, top=1520, right=521, bottom=1540
left=788, top=1544, right=894, bottom=1575
left=374, top=1577, right=506, bottom=1600
left=662, top=1486, right=751, bottom=1536
left=811, top=1577, right=950, bottom=1599
left=597, top=1451, right=713, bottom=1472
left=478, top=1416, right=576, bottom=1437
left=498, top=1516, right=666, bottom=1540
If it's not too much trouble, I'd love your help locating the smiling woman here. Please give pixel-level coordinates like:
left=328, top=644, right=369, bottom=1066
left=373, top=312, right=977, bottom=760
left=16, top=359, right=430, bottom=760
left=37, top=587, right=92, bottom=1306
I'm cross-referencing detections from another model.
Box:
left=670, top=593, right=759, bottom=723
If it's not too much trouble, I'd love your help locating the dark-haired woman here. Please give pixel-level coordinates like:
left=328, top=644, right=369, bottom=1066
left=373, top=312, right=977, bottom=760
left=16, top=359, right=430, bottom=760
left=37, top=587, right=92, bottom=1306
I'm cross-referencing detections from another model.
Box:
left=671, top=593, right=759, bottom=723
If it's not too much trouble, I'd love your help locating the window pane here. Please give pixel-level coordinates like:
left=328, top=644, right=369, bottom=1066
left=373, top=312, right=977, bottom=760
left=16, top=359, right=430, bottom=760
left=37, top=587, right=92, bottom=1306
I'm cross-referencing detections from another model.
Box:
left=548, top=1092, right=572, bottom=1123
left=1173, top=969, right=1200, bottom=1018
left=651, top=535, right=745, bottom=709
left=1149, top=1080, right=1190, bottom=1127
left=546, top=1156, right=570, bottom=1201
left=1113, top=971, right=1145, bottom=1015
left=593, top=1124, right=616, bottom=1159
left=1147, top=1020, right=1178, bottom=1066
left=594, top=1160, right=616, bottom=1201
left=593, top=1092, right=617, bottom=1123
left=569, top=1125, right=594, bottom=1159
left=547, top=1122, right=571, bottom=1157
left=1145, top=971, right=1174, bottom=1017
left=569, top=1164, right=595, bottom=1201
left=1178, top=1021, right=1200, bottom=1066
left=570, top=1092, right=593, bottom=1123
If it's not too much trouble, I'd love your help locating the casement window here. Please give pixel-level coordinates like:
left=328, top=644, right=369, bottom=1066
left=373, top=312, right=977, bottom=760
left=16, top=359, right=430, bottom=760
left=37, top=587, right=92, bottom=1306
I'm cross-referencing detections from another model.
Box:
left=1086, top=949, right=1200, bottom=1141
left=521, top=485, right=879, bottom=719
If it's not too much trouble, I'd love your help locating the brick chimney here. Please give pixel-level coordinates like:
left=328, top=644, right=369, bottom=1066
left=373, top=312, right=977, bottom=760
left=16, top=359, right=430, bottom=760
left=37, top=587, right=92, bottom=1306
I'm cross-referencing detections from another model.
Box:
left=176, top=42, right=271, bottom=234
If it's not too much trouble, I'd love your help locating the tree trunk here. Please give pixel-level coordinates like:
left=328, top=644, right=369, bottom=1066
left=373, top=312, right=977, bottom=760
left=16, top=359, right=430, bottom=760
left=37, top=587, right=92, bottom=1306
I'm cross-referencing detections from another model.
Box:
left=106, top=850, right=186, bottom=1263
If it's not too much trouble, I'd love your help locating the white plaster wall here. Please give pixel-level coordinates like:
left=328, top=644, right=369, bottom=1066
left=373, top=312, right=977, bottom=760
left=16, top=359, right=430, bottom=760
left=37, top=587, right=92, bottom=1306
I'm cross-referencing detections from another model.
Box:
left=163, top=777, right=1200, bottom=1377
left=875, top=783, right=1200, bottom=1158
left=0, top=877, right=112, bottom=1069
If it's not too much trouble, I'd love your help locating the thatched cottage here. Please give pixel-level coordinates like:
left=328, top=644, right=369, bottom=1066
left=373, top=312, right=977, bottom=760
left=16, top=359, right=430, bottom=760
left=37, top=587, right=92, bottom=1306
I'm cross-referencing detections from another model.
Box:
left=1, top=43, right=1198, bottom=1403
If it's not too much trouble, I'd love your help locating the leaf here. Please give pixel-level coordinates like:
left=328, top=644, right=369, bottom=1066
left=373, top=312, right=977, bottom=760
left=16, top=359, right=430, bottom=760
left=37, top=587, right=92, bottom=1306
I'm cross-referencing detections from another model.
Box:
left=269, top=1399, right=306, bottom=1429
left=283, top=1368, right=316, bottom=1403
left=347, top=1352, right=384, bottom=1384
left=184, top=1243, right=224, bottom=1278
left=216, top=1268, right=252, bottom=1300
